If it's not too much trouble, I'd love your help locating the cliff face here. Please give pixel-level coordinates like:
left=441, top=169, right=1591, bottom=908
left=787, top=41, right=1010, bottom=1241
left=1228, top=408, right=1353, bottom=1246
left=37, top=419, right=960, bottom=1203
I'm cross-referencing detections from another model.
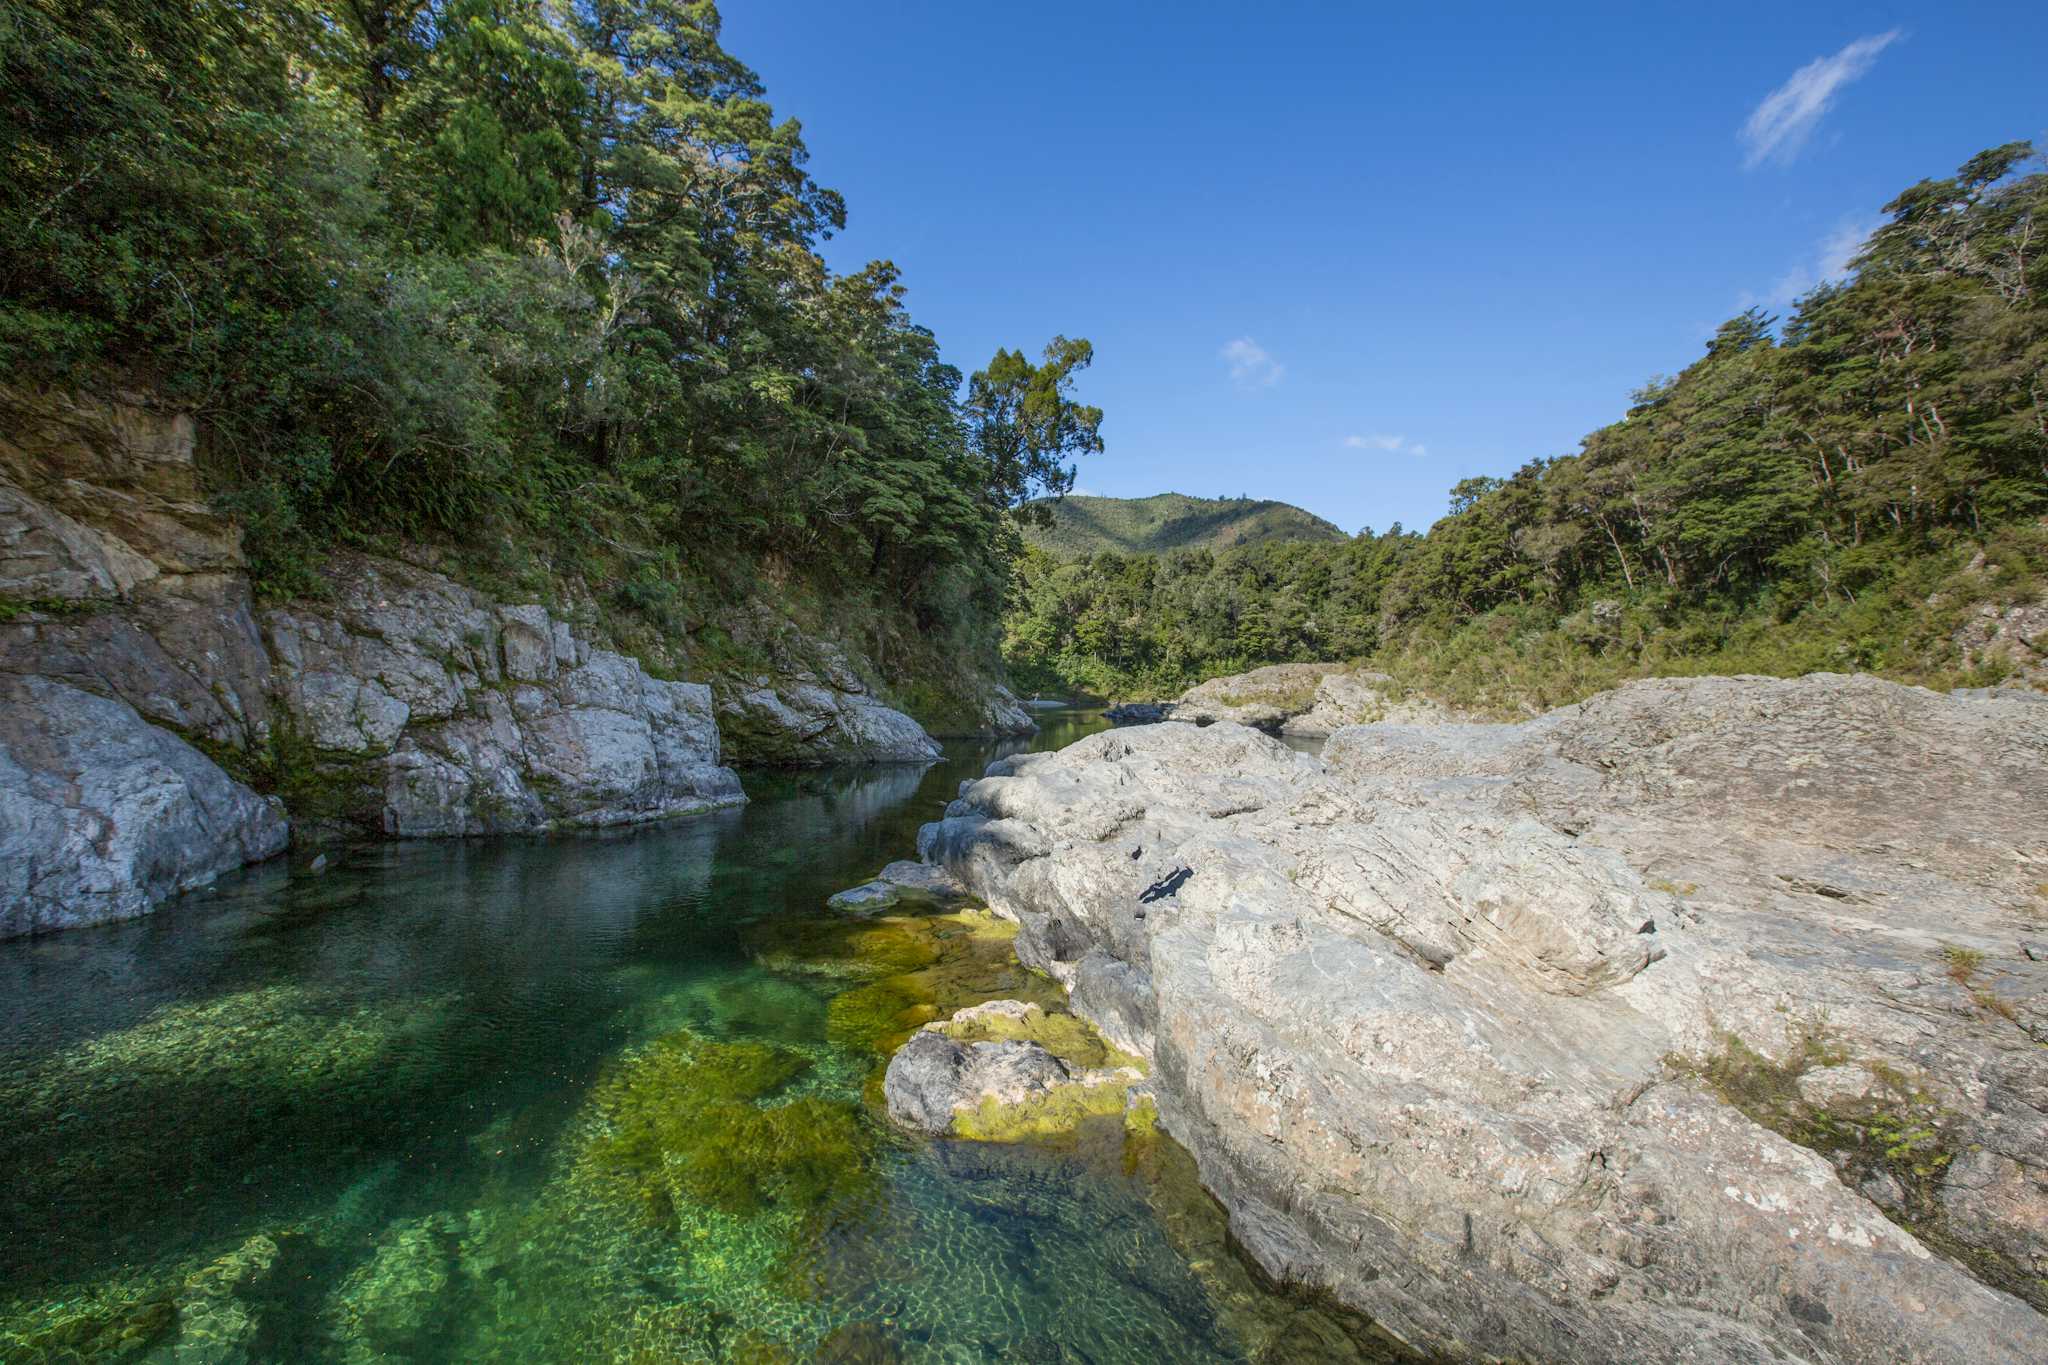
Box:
left=920, top=676, right=2048, bottom=1362
left=1, top=386, right=952, bottom=935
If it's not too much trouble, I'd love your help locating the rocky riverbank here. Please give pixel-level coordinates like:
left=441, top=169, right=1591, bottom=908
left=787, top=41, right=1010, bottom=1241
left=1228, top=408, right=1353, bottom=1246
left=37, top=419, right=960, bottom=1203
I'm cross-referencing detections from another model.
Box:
left=1109, top=661, right=1468, bottom=737
left=918, top=673, right=2048, bottom=1362
left=0, top=386, right=983, bottom=936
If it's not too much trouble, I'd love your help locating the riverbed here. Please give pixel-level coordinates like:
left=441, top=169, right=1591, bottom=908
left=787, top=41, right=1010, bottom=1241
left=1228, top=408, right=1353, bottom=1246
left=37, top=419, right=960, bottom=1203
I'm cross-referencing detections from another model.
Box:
left=0, top=709, right=1387, bottom=1362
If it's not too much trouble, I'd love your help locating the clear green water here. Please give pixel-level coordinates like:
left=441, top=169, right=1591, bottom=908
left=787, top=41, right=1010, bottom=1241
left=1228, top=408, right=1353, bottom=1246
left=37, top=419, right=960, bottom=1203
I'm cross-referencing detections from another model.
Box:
left=0, top=710, right=1392, bottom=1363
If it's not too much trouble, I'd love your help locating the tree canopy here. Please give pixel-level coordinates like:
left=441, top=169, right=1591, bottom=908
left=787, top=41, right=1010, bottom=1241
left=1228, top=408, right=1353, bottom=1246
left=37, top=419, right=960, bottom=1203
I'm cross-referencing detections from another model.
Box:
left=1, top=0, right=1095, bottom=680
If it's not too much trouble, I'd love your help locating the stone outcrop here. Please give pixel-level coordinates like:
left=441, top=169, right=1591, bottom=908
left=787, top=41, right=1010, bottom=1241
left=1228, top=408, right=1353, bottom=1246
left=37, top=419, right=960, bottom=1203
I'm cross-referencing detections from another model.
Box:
left=715, top=653, right=940, bottom=765
left=0, top=386, right=745, bottom=936
left=826, top=859, right=972, bottom=914
left=974, top=682, right=1038, bottom=738
left=919, top=674, right=2048, bottom=1362
left=1109, top=663, right=1465, bottom=738
left=264, top=555, right=743, bottom=837
left=0, top=674, right=288, bottom=937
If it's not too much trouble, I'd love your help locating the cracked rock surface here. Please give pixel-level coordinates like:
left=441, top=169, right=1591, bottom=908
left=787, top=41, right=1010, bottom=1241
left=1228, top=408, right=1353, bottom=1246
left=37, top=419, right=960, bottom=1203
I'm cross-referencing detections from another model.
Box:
left=920, top=674, right=2048, bottom=1362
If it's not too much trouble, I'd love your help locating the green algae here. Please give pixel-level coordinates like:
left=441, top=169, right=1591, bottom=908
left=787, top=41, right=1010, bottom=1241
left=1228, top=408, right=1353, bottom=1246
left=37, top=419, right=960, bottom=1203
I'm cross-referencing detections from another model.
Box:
left=952, top=1076, right=1135, bottom=1142
left=1124, top=1090, right=1161, bottom=1136
left=579, top=1030, right=864, bottom=1227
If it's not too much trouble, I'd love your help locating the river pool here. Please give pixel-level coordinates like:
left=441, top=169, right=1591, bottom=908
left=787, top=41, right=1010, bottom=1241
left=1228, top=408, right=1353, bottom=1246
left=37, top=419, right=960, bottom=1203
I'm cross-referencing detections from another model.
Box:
left=0, top=709, right=1389, bottom=1362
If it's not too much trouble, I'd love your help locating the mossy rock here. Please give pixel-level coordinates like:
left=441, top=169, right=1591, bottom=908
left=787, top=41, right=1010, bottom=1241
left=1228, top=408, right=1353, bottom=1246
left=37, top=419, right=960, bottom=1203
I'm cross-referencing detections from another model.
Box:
left=934, top=1000, right=1145, bottom=1074
left=950, top=1076, right=1134, bottom=1143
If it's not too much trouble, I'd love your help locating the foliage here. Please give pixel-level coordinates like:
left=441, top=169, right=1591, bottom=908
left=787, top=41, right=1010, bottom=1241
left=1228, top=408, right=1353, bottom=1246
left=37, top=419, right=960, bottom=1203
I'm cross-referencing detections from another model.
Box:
left=1010, top=144, right=2048, bottom=704
left=1021, top=492, right=1347, bottom=557
left=1, top=0, right=1099, bottom=694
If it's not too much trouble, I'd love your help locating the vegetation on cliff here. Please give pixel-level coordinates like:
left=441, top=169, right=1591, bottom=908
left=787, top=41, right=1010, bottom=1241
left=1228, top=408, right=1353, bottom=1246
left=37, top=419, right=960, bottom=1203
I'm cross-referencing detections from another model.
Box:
left=0, top=0, right=1099, bottom=714
left=1006, top=144, right=2048, bottom=706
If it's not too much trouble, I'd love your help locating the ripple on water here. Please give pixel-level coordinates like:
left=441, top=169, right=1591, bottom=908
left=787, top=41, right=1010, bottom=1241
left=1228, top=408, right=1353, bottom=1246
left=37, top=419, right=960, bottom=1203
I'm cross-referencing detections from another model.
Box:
left=0, top=710, right=1414, bottom=1363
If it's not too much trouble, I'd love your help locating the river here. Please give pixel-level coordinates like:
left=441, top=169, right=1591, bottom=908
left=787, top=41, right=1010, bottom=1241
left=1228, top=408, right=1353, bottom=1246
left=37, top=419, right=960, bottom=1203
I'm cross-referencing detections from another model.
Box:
left=0, top=708, right=1389, bottom=1362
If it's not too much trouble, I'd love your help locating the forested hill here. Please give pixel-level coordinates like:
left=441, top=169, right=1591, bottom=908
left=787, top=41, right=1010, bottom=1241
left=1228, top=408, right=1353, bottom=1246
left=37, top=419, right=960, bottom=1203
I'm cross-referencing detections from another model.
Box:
left=1021, top=493, right=1346, bottom=557
left=1, top=1, right=1101, bottom=729
left=1007, top=143, right=2048, bottom=708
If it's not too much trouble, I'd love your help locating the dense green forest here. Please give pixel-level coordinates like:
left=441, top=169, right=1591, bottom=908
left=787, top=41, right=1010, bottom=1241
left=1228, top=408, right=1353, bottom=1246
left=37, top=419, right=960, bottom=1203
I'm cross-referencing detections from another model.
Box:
left=0, top=0, right=1100, bottom=713
left=1019, top=492, right=1345, bottom=557
left=1008, top=144, right=2048, bottom=707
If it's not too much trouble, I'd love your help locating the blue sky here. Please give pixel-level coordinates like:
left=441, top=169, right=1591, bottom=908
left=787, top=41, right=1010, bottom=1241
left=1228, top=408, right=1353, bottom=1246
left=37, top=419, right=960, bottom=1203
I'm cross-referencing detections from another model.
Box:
left=721, top=1, right=2048, bottom=536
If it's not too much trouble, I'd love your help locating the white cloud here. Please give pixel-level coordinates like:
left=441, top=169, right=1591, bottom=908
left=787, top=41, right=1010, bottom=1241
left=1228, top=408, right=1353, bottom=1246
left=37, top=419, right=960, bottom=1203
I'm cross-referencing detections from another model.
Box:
left=1743, top=214, right=1882, bottom=309
left=1345, top=433, right=1428, bottom=457
left=1740, top=31, right=1900, bottom=169
left=1220, top=336, right=1284, bottom=387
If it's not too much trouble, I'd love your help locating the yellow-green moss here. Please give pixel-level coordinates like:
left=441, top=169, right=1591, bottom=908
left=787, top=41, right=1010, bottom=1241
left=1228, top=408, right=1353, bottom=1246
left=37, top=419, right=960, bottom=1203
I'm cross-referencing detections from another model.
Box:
left=1123, top=1092, right=1159, bottom=1136
left=952, top=1078, right=1134, bottom=1143
left=936, top=1002, right=1146, bottom=1074
left=578, top=1030, right=880, bottom=1229
left=825, top=980, right=932, bottom=1053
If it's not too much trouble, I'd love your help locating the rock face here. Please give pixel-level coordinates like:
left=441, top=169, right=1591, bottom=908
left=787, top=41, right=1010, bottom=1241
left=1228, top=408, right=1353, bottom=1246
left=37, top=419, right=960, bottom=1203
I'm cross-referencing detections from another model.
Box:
left=0, top=675, right=289, bottom=937
left=0, top=386, right=744, bottom=936
left=920, top=675, right=2048, bottom=1362
left=716, top=665, right=940, bottom=765
left=1109, top=663, right=1464, bottom=738
left=264, top=555, right=743, bottom=836
left=975, top=682, right=1037, bottom=738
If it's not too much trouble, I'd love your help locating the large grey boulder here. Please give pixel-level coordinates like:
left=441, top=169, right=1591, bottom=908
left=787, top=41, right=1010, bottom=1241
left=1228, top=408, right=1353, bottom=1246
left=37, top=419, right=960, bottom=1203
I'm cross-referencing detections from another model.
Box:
left=920, top=675, right=2048, bottom=1362
left=0, top=675, right=287, bottom=936
left=716, top=676, right=940, bottom=765
left=265, top=555, right=744, bottom=836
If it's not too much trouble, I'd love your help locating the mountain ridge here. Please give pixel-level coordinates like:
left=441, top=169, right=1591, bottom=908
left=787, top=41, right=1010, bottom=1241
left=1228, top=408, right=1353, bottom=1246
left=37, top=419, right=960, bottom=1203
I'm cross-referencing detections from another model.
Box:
left=1021, top=492, right=1348, bottom=557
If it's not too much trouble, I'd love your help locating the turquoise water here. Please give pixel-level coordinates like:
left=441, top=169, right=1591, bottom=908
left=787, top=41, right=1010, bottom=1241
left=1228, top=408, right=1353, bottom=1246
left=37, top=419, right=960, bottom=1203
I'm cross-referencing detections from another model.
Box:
left=0, top=710, right=1392, bottom=1362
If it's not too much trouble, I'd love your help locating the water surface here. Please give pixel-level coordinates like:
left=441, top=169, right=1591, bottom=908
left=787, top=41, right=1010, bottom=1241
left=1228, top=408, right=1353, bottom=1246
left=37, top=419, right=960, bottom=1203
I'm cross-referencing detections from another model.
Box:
left=0, top=709, right=1389, bottom=1362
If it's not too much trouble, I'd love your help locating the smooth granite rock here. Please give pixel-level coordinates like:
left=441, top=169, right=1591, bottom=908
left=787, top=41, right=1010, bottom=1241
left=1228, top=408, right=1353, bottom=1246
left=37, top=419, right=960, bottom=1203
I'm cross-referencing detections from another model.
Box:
left=1106, top=664, right=1465, bottom=738
left=716, top=674, right=940, bottom=765
left=920, top=674, right=2048, bottom=1363
left=0, top=675, right=288, bottom=936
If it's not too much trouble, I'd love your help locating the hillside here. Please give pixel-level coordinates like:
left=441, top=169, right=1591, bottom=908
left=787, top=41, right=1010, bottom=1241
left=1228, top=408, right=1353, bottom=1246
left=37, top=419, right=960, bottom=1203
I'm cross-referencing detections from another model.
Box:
left=1021, top=493, right=1347, bottom=557
left=1006, top=144, right=2048, bottom=708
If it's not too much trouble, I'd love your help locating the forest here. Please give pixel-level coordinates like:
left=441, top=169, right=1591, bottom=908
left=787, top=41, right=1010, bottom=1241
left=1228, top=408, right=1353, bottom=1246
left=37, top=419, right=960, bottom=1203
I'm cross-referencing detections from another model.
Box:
left=1, top=0, right=1099, bottom=701
left=1006, top=143, right=2048, bottom=709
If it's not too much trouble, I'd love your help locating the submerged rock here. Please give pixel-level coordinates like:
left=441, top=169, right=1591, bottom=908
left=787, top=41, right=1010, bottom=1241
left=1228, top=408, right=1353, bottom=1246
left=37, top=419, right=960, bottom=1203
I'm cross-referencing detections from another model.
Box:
left=921, top=674, right=2048, bottom=1362
left=826, top=860, right=972, bottom=914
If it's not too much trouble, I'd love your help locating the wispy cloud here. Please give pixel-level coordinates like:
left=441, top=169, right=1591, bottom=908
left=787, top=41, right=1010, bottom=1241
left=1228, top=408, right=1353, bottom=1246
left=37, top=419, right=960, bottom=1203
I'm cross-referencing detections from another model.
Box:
left=1741, top=30, right=1901, bottom=169
left=1220, top=336, right=1284, bottom=387
left=1345, top=433, right=1428, bottom=457
left=1742, top=214, right=1882, bottom=309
